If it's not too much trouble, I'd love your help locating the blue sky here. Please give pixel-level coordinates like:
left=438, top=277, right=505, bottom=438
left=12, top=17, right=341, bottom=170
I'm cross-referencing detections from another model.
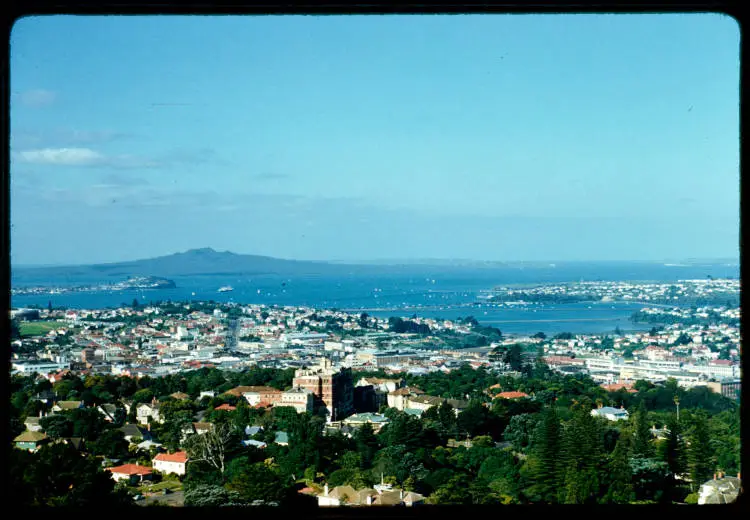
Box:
left=10, top=14, right=740, bottom=265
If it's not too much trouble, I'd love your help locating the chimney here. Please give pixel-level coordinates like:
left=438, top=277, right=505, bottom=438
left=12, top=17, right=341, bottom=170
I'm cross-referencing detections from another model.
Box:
left=366, top=495, right=372, bottom=505
left=324, top=484, right=329, bottom=496
left=714, top=473, right=717, bottom=480
left=400, top=489, right=404, bottom=500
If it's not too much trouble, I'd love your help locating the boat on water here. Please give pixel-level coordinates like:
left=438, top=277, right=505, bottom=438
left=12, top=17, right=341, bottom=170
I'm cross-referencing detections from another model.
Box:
left=218, top=286, right=234, bottom=293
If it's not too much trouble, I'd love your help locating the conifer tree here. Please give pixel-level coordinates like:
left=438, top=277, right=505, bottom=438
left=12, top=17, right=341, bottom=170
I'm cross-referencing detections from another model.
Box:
left=527, top=406, right=561, bottom=503
left=631, top=400, right=653, bottom=458
left=558, top=404, right=604, bottom=504
left=687, top=410, right=713, bottom=491
left=658, top=414, right=685, bottom=478
left=601, top=433, right=634, bottom=503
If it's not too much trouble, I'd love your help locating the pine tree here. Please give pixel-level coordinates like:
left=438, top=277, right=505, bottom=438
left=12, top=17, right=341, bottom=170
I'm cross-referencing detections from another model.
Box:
left=527, top=406, right=561, bottom=503
left=603, top=435, right=634, bottom=503
left=631, top=400, right=653, bottom=458
left=658, top=414, right=685, bottom=478
left=687, top=410, right=713, bottom=491
left=558, top=406, right=604, bottom=504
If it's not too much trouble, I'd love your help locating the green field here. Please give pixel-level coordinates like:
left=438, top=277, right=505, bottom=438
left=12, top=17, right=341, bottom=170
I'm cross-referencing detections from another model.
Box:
left=19, top=321, right=67, bottom=337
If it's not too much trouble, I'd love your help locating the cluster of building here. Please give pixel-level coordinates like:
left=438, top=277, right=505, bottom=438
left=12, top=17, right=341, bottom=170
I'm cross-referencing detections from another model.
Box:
left=541, top=319, right=740, bottom=397
left=487, top=278, right=739, bottom=304
left=10, top=294, right=740, bottom=405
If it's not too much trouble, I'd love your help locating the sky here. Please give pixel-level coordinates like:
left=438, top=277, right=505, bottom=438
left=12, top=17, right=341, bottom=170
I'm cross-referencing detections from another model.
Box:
left=10, top=14, right=740, bottom=265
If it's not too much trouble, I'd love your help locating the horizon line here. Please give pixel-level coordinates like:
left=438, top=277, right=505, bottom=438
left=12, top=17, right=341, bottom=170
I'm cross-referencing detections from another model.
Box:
left=10, top=247, right=740, bottom=269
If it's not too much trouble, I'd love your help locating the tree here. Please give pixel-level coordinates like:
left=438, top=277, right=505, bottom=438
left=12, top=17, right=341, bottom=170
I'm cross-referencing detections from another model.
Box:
left=558, top=405, right=604, bottom=504
left=10, top=318, right=21, bottom=340
left=183, top=422, right=238, bottom=475
left=428, top=474, right=473, bottom=504
left=132, top=298, right=139, bottom=309
left=686, top=411, right=713, bottom=491
left=532, top=332, right=546, bottom=340
left=184, top=484, right=247, bottom=506
left=131, top=388, right=154, bottom=405
left=526, top=406, right=561, bottom=503
left=90, top=429, right=129, bottom=460
left=503, top=413, right=539, bottom=452
left=457, top=401, right=491, bottom=438
left=40, top=414, right=73, bottom=438
left=657, top=414, right=686, bottom=478
left=631, top=401, right=653, bottom=458
left=9, top=442, right=131, bottom=507
left=225, top=458, right=292, bottom=504
left=354, top=423, right=379, bottom=469
left=602, top=436, right=634, bottom=504
left=359, top=313, right=369, bottom=329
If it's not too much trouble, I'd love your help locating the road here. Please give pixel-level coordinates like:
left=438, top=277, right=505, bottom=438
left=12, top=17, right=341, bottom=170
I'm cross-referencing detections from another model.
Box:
left=137, top=490, right=185, bottom=507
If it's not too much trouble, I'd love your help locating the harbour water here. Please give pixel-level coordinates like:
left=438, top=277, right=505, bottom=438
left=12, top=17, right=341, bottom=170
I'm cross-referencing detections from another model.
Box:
left=10, top=263, right=738, bottom=336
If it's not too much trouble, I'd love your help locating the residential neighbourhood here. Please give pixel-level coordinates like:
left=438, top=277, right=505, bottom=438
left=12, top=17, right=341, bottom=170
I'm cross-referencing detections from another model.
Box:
left=9, top=280, right=741, bottom=507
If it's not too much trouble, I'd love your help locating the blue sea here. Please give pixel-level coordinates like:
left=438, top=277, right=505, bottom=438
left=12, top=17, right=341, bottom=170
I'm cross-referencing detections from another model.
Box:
left=11, top=263, right=739, bottom=336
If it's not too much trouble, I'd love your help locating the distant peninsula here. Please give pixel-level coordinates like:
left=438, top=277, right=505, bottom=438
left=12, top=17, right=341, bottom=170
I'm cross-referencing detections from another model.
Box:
left=11, top=276, right=176, bottom=296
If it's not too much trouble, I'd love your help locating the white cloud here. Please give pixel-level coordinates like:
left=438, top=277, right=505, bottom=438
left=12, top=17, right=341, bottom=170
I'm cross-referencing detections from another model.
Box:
left=17, top=89, right=57, bottom=107
left=16, top=147, right=105, bottom=166
left=13, top=147, right=163, bottom=169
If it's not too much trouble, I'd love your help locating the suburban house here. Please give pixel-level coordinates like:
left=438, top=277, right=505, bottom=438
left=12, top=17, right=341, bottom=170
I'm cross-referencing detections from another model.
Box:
left=119, top=423, right=151, bottom=443
left=97, top=403, right=119, bottom=422
left=31, top=390, right=57, bottom=404
left=245, top=425, right=263, bottom=437
left=214, top=403, right=236, bottom=411
left=106, top=464, right=154, bottom=484
left=590, top=406, right=629, bottom=421
left=404, top=395, right=444, bottom=412
left=136, top=402, right=164, bottom=425
left=152, top=451, right=189, bottom=476
left=24, top=414, right=44, bottom=432
left=52, top=400, right=83, bottom=413
left=242, top=439, right=267, bottom=449
left=494, top=391, right=530, bottom=400
left=317, top=483, right=424, bottom=507
left=386, top=387, right=424, bottom=411
left=356, top=377, right=404, bottom=393
left=274, top=431, right=289, bottom=446
left=14, top=431, right=49, bottom=452
left=342, top=413, right=390, bottom=432
left=192, top=422, right=214, bottom=435
left=170, top=392, right=190, bottom=401
left=698, top=473, right=742, bottom=504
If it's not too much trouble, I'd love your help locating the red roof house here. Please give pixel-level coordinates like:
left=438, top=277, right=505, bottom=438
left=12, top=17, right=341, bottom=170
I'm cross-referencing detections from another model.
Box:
left=495, top=391, right=530, bottom=400
left=106, top=464, right=153, bottom=483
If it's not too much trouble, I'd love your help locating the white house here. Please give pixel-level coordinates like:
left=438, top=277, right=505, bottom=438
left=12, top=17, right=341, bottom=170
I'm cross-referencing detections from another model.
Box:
left=152, top=451, right=188, bottom=476
left=136, top=402, right=163, bottom=425
left=590, top=406, right=629, bottom=422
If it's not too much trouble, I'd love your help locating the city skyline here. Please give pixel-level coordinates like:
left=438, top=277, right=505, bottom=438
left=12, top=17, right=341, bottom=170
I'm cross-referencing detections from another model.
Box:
left=10, top=14, right=740, bottom=265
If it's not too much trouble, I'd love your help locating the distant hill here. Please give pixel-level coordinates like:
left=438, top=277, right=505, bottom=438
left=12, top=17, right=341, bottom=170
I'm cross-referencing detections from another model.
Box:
left=11, top=248, right=740, bottom=284
left=12, top=248, right=489, bottom=280
left=13, top=248, right=343, bottom=278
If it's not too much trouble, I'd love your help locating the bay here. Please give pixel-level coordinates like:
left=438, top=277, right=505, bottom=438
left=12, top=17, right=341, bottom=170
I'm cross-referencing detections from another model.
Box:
left=10, top=263, right=738, bottom=336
